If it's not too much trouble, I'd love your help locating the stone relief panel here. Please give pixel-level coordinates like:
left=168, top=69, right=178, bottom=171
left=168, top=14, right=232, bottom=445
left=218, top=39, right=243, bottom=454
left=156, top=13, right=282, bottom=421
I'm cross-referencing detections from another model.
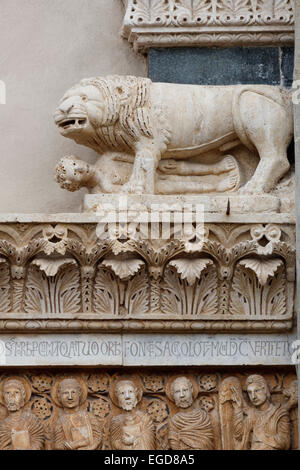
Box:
left=0, top=368, right=295, bottom=450
left=0, top=221, right=295, bottom=331
left=121, top=0, right=294, bottom=50
left=53, top=75, right=294, bottom=204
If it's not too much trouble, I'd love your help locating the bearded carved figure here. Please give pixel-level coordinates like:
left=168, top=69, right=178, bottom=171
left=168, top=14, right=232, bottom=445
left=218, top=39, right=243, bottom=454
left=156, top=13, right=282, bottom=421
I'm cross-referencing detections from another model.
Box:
left=52, top=377, right=102, bottom=450
left=230, top=374, right=291, bottom=450
left=167, top=376, right=215, bottom=450
left=0, top=377, right=45, bottom=450
left=54, top=75, right=293, bottom=196
left=109, top=378, right=155, bottom=450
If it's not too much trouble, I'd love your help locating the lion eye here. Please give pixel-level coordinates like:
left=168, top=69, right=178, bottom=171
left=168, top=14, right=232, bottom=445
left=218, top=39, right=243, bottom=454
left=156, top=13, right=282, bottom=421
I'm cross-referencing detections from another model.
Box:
left=82, top=96, right=88, bottom=102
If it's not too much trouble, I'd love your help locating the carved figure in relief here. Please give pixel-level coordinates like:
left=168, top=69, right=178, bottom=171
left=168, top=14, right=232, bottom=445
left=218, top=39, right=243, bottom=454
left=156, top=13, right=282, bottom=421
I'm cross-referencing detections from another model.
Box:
left=230, top=374, right=291, bottom=450
left=54, top=75, right=293, bottom=195
left=219, top=376, right=245, bottom=450
left=55, top=153, right=240, bottom=195
left=52, top=377, right=102, bottom=450
left=167, top=376, right=214, bottom=450
left=0, top=377, right=45, bottom=450
left=110, top=379, right=155, bottom=450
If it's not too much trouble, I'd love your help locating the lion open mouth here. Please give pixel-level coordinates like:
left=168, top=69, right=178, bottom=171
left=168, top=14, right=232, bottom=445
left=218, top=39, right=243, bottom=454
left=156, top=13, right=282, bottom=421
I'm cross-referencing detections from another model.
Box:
left=58, top=118, right=87, bottom=130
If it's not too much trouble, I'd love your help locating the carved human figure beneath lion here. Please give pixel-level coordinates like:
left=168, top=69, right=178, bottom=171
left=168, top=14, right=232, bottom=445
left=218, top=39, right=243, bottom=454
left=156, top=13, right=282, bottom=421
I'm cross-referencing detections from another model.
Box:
left=54, top=75, right=293, bottom=195
left=167, top=376, right=215, bottom=450
left=110, top=379, right=155, bottom=450
left=231, top=374, right=290, bottom=450
left=52, top=377, right=102, bottom=450
left=0, top=377, right=45, bottom=450
left=55, top=153, right=240, bottom=195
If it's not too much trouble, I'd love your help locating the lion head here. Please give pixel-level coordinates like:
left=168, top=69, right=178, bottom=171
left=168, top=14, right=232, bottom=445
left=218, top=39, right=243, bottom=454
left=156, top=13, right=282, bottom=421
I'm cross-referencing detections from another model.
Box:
left=54, top=76, right=154, bottom=154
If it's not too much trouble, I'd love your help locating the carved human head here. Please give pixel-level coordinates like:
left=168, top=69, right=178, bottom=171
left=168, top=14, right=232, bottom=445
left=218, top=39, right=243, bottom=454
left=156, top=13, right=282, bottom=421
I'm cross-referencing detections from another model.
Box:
left=3, top=379, right=27, bottom=412
left=57, top=378, right=82, bottom=410
left=55, top=156, right=90, bottom=192
left=246, top=375, right=270, bottom=407
left=114, top=380, right=139, bottom=411
left=170, top=376, right=194, bottom=409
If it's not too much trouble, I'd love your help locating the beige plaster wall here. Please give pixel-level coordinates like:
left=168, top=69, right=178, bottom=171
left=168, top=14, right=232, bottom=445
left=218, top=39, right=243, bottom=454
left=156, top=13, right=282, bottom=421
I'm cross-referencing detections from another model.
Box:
left=0, top=0, right=146, bottom=213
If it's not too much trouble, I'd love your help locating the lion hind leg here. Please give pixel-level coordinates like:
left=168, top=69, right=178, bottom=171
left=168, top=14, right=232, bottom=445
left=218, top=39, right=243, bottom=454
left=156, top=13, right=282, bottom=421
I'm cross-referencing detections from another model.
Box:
left=237, top=92, right=292, bottom=193
left=239, top=151, right=290, bottom=194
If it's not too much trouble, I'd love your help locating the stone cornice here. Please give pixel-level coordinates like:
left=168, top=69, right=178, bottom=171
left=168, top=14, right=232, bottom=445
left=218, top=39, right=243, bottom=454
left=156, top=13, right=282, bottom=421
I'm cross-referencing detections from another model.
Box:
left=121, top=0, right=294, bottom=51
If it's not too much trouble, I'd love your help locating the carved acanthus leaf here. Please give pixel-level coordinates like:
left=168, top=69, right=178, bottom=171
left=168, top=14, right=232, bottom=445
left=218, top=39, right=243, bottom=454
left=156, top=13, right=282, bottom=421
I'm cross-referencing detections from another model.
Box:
left=230, top=263, right=286, bottom=316
left=0, top=257, right=11, bottom=312
left=93, top=267, right=118, bottom=315
left=102, top=258, right=145, bottom=280
left=239, top=258, right=283, bottom=286
left=169, top=258, right=213, bottom=286
left=31, top=258, right=77, bottom=277
left=24, top=263, right=81, bottom=314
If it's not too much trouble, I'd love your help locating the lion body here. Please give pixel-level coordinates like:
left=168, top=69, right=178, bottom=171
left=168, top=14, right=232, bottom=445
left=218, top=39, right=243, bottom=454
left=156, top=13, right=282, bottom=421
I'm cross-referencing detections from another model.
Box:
left=55, top=76, right=293, bottom=194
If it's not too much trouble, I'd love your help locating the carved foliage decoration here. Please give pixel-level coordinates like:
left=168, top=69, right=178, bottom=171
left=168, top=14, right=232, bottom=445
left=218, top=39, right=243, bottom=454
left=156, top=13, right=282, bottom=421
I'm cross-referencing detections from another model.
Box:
left=0, top=222, right=294, bottom=330
left=93, top=262, right=149, bottom=316
left=24, top=258, right=81, bottom=314
left=0, top=257, right=11, bottom=313
left=123, top=0, right=294, bottom=26
left=230, top=258, right=287, bottom=317
left=161, top=258, right=218, bottom=316
left=122, top=0, right=294, bottom=50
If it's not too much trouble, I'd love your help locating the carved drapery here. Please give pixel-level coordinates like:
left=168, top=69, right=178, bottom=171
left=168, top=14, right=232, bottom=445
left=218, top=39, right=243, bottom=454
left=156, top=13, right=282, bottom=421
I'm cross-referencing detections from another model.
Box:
left=0, top=368, right=295, bottom=450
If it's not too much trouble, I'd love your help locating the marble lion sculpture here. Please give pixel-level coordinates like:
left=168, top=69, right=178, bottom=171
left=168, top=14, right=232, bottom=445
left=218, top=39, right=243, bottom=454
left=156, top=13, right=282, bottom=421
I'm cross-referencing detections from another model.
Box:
left=54, top=75, right=293, bottom=195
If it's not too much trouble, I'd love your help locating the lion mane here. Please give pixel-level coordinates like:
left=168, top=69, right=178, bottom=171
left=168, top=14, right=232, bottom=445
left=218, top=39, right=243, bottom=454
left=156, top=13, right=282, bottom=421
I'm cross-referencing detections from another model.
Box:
left=74, top=75, right=170, bottom=154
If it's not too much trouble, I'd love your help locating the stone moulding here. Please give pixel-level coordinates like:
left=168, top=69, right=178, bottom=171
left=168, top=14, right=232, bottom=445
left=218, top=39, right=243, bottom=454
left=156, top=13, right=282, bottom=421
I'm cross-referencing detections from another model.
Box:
left=121, top=0, right=294, bottom=51
left=0, top=216, right=295, bottom=332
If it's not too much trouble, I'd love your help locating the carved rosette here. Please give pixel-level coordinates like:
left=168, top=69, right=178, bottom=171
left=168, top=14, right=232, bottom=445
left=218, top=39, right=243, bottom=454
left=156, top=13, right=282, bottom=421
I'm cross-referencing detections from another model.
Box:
left=0, top=220, right=294, bottom=332
left=121, top=0, right=294, bottom=51
left=0, top=368, right=295, bottom=450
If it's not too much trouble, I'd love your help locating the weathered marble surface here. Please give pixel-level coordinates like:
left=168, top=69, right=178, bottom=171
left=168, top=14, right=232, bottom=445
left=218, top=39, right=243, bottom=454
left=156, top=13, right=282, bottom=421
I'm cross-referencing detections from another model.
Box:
left=54, top=76, right=294, bottom=198
left=0, top=333, right=295, bottom=366
left=84, top=193, right=293, bottom=215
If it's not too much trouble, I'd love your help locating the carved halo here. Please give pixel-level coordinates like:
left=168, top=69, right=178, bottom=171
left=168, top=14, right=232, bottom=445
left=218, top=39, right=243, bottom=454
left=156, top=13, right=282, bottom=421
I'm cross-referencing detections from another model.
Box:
left=51, top=376, right=88, bottom=408
left=0, top=375, right=32, bottom=405
left=110, top=374, right=144, bottom=408
left=165, top=375, right=199, bottom=403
